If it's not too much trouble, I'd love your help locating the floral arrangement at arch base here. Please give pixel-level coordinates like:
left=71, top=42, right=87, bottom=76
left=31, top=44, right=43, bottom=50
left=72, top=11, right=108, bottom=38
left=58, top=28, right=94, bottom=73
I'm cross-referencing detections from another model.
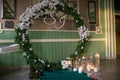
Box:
left=15, top=0, right=89, bottom=79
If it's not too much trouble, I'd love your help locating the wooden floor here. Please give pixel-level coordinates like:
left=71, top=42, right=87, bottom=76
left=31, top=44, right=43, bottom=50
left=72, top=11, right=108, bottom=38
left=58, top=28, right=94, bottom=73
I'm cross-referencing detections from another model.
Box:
left=0, top=59, right=120, bottom=80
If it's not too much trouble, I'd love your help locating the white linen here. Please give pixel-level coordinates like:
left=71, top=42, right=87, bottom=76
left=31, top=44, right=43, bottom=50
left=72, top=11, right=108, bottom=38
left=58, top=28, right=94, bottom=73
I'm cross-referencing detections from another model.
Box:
left=0, top=44, right=20, bottom=54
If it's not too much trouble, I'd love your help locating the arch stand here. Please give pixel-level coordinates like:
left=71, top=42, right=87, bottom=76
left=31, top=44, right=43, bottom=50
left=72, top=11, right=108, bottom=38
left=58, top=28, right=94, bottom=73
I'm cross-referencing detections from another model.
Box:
left=15, top=0, right=89, bottom=79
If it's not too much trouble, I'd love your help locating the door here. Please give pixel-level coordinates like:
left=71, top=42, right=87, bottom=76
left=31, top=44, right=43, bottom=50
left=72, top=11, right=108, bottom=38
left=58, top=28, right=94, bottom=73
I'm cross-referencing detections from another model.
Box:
left=115, top=15, right=120, bottom=59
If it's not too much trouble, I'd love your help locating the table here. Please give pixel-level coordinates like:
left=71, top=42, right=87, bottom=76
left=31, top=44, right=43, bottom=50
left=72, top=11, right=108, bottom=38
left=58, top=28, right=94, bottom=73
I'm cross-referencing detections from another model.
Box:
left=39, top=70, right=92, bottom=80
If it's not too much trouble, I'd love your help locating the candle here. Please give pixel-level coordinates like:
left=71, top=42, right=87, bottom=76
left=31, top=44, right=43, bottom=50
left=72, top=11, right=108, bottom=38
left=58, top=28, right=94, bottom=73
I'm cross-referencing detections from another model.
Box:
left=82, top=56, right=85, bottom=59
left=73, top=68, right=77, bottom=72
left=0, top=23, right=1, bottom=30
left=94, top=67, right=98, bottom=72
left=78, top=67, right=83, bottom=73
left=68, top=61, right=71, bottom=65
left=87, top=67, right=91, bottom=72
left=87, top=65, right=91, bottom=72
left=95, top=53, right=100, bottom=58
left=95, top=52, right=100, bottom=70
left=90, top=65, right=94, bottom=70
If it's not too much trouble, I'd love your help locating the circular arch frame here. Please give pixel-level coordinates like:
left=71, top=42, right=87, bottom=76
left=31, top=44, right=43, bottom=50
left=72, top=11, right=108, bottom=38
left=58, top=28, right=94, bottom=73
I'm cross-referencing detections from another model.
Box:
left=15, top=0, right=89, bottom=76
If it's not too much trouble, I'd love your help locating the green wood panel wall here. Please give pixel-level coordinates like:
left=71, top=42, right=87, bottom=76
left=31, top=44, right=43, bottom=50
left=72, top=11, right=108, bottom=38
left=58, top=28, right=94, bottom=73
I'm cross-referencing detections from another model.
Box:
left=0, top=0, right=107, bottom=68
left=0, top=40, right=105, bottom=68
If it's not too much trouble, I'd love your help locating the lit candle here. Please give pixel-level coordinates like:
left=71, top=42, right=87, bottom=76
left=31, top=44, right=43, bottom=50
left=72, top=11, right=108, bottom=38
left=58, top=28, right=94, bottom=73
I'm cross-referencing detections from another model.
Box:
left=68, top=60, right=71, bottom=65
left=86, top=65, right=91, bottom=72
left=73, top=68, right=77, bottom=72
left=95, top=52, right=100, bottom=70
left=94, top=67, right=98, bottom=72
left=78, top=66, right=83, bottom=73
left=82, top=56, right=85, bottom=59
left=87, top=67, right=91, bottom=72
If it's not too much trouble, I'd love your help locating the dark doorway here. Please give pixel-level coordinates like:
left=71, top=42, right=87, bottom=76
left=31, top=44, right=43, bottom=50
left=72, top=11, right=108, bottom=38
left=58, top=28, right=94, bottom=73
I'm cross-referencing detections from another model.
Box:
left=115, top=15, right=120, bottom=59
left=114, top=0, right=120, bottom=59
left=114, top=0, right=120, bottom=11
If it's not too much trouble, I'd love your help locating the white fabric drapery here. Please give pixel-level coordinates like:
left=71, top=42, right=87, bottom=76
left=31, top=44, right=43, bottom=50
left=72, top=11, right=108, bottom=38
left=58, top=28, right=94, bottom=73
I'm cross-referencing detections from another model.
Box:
left=0, top=44, right=20, bottom=54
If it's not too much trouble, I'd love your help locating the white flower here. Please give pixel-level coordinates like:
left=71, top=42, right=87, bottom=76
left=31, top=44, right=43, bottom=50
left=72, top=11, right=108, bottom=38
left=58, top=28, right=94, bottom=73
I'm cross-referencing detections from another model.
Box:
left=29, top=48, right=32, bottom=51
left=22, top=34, right=25, bottom=41
left=38, top=59, right=45, bottom=64
left=81, top=46, right=83, bottom=49
left=81, top=17, right=83, bottom=19
left=38, top=59, right=41, bottom=61
left=21, top=44, right=24, bottom=46
left=61, top=60, right=69, bottom=69
left=62, top=8, right=64, bottom=10
left=48, top=2, right=54, bottom=9
left=33, top=13, right=40, bottom=19
left=27, top=56, right=29, bottom=59
left=60, top=3, right=64, bottom=7
left=76, top=20, right=78, bottom=23
left=34, top=60, right=37, bottom=63
left=19, top=13, right=26, bottom=21
left=19, top=33, right=21, bottom=36
left=41, top=60, right=45, bottom=64
left=32, top=5, right=40, bottom=13
left=45, top=9, right=50, bottom=14
left=23, top=52, right=27, bottom=56
left=35, top=70, right=38, bottom=73
left=77, top=11, right=80, bottom=14
left=83, top=26, right=87, bottom=31
left=86, top=38, right=88, bottom=41
left=47, top=64, right=50, bottom=67
left=36, top=3, right=42, bottom=9
left=75, top=51, right=77, bottom=54
left=41, top=0, right=49, bottom=7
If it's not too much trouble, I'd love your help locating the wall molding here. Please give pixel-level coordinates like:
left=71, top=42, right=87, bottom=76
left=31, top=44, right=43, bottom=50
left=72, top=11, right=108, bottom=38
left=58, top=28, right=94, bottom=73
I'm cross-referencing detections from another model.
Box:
left=2, top=29, right=96, bottom=33
left=0, top=38, right=106, bottom=43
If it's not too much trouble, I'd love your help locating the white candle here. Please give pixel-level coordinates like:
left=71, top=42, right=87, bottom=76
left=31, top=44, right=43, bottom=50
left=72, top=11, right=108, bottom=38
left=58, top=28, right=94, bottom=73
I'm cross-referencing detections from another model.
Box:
left=82, top=56, right=85, bottom=59
left=87, top=65, right=91, bottom=72
left=68, top=61, right=70, bottom=65
left=94, top=67, right=98, bottom=72
left=0, top=23, right=1, bottom=29
left=90, top=65, right=94, bottom=70
left=95, top=53, right=100, bottom=58
left=87, top=65, right=90, bottom=72
left=73, top=68, right=77, bottom=72
left=78, top=67, right=83, bottom=73
left=87, top=67, right=91, bottom=72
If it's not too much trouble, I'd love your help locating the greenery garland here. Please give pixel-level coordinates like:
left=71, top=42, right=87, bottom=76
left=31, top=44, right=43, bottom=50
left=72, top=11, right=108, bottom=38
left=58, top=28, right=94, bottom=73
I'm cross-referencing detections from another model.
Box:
left=15, top=0, right=89, bottom=78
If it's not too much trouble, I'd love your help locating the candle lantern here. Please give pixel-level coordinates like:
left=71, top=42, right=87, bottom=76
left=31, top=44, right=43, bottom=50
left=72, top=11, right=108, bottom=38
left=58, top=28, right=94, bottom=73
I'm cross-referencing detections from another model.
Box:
left=66, top=57, right=73, bottom=71
left=89, top=55, right=94, bottom=67
left=94, top=52, right=100, bottom=70
left=75, top=56, right=80, bottom=69
left=78, top=66, right=83, bottom=73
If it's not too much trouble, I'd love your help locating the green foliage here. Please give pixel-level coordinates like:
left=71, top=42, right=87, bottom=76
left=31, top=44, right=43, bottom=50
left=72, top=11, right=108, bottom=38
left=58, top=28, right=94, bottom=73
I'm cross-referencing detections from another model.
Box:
left=15, top=1, right=89, bottom=79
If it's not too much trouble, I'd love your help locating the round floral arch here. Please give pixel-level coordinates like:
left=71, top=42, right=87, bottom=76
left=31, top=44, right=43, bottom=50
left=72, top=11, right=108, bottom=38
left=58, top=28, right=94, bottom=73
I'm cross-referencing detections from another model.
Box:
left=15, top=0, right=89, bottom=78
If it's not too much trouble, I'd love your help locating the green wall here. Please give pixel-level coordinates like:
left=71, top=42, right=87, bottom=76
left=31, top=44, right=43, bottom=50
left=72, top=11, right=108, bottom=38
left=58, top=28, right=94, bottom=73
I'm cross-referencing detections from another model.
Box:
left=0, top=0, right=106, bottom=68
left=0, top=29, right=106, bottom=68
